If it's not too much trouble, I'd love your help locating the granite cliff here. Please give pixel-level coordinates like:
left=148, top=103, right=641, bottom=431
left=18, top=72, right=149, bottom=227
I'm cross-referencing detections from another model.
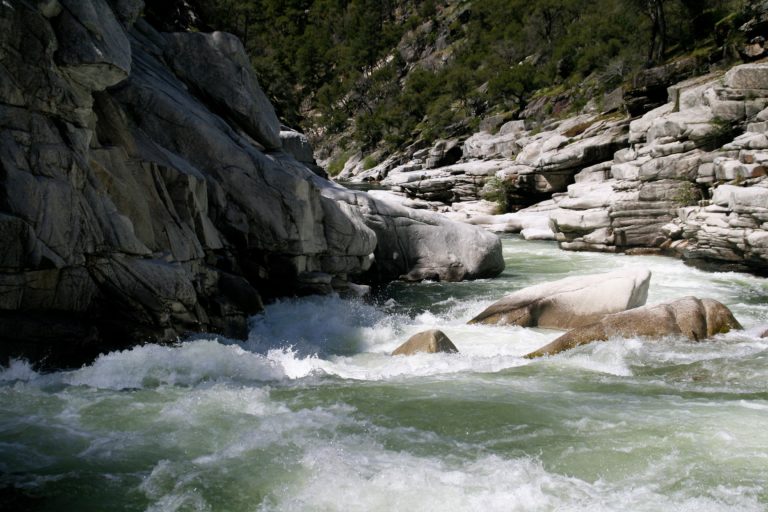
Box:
left=0, top=0, right=503, bottom=366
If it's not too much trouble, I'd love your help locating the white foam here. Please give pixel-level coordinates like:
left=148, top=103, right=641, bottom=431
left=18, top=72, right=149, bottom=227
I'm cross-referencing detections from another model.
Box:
left=0, top=359, right=39, bottom=382
left=64, top=340, right=289, bottom=389
left=259, top=444, right=765, bottom=512
left=549, top=338, right=645, bottom=377
left=246, top=295, right=403, bottom=356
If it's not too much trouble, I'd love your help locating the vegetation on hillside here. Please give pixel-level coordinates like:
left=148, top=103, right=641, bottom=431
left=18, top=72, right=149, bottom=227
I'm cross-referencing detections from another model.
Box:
left=145, top=0, right=752, bottom=158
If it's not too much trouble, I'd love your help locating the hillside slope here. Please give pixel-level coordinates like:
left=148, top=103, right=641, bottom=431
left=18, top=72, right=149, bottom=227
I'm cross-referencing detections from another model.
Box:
left=160, top=0, right=763, bottom=171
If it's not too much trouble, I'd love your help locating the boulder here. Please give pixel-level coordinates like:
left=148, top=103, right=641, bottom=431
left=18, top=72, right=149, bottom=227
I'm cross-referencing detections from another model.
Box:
left=109, top=0, right=144, bottom=24
left=318, top=182, right=506, bottom=282
left=549, top=208, right=612, bottom=234
left=54, top=0, right=132, bottom=91
left=425, top=139, right=462, bottom=169
left=468, top=268, right=651, bottom=329
left=463, top=130, right=522, bottom=159
left=525, top=297, right=742, bottom=358
left=724, top=63, right=768, bottom=90
left=279, top=128, right=315, bottom=164
left=392, top=329, right=458, bottom=356
left=280, top=128, right=327, bottom=177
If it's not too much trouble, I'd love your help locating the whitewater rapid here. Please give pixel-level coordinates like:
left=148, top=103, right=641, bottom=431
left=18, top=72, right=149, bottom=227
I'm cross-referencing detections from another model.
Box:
left=1, top=237, right=767, bottom=511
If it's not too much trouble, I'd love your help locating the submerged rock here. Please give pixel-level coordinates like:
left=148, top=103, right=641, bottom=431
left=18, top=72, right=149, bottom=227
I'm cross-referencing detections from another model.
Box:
left=392, top=329, right=458, bottom=356
left=468, top=268, right=651, bottom=329
left=525, top=297, right=742, bottom=358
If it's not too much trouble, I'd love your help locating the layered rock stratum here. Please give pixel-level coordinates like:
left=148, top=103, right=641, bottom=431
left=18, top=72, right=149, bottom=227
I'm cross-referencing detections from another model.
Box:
left=0, top=0, right=503, bottom=365
left=343, top=60, right=768, bottom=276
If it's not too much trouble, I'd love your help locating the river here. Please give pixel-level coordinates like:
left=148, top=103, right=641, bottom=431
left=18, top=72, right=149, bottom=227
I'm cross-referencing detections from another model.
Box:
left=2, top=236, right=767, bottom=511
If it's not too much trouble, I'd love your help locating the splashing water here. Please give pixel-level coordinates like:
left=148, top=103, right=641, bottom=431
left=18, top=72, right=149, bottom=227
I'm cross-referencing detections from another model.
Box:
left=2, top=237, right=768, bottom=511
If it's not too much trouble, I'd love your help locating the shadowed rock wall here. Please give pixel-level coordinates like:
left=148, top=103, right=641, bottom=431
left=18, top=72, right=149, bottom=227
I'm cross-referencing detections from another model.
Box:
left=0, top=0, right=503, bottom=366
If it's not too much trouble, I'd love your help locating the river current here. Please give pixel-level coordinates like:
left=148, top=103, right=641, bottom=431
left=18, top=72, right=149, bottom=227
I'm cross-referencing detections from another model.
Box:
left=2, top=236, right=768, bottom=511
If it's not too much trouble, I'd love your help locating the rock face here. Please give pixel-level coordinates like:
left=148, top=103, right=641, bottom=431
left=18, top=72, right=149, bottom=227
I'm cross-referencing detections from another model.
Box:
left=163, top=30, right=282, bottom=150
left=468, top=268, right=651, bottom=329
left=0, top=1, right=503, bottom=366
left=534, top=63, right=768, bottom=274
left=525, top=297, right=742, bottom=358
left=392, top=329, right=458, bottom=356
left=338, top=59, right=768, bottom=275
left=337, top=187, right=504, bottom=281
left=342, top=115, right=628, bottom=212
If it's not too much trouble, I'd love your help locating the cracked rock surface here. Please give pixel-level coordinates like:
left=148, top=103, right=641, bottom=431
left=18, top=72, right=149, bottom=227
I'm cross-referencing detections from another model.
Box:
left=0, top=0, right=503, bottom=366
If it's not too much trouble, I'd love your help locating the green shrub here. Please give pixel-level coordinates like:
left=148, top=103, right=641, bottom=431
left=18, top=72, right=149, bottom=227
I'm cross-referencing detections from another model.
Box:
left=673, top=182, right=700, bottom=206
left=328, top=151, right=353, bottom=177
left=481, top=177, right=510, bottom=213
left=362, top=155, right=378, bottom=170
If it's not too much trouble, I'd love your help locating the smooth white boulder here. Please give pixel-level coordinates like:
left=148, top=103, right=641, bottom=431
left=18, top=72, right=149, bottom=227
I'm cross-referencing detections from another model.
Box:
left=468, top=268, right=651, bottom=329
left=549, top=208, right=611, bottom=233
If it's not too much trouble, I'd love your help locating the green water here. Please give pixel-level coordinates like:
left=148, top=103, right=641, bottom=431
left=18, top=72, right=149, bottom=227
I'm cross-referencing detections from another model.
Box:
left=2, top=237, right=767, bottom=511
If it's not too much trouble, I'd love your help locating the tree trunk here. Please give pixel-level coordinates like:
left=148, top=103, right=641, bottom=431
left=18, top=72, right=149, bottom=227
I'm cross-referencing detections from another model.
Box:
left=645, top=0, right=667, bottom=64
left=654, top=0, right=667, bottom=62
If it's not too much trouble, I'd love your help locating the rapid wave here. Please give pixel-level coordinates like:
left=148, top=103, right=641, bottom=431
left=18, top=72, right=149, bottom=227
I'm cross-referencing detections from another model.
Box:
left=3, top=295, right=767, bottom=391
left=3, top=238, right=768, bottom=510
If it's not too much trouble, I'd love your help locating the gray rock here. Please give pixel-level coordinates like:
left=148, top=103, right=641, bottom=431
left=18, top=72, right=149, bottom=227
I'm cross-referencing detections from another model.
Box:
left=280, top=129, right=315, bottom=164
left=526, top=297, right=742, bottom=358
left=54, top=0, right=132, bottom=91
left=602, top=87, right=624, bottom=113
left=109, top=0, right=144, bottom=23
left=463, top=130, right=522, bottom=159
left=550, top=209, right=612, bottom=234
left=319, top=183, right=505, bottom=282
left=425, top=139, right=462, bottom=169
left=468, top=268, right=651, bottom=329
left=37, top=0, right=62, bottom=18
left=0, top=6, right=504, bottom=366
left=724, top=63, right=768, bottom=90
left=164, top=31, right=281, bottom=150
left=478, top=115, right=507, bottom=133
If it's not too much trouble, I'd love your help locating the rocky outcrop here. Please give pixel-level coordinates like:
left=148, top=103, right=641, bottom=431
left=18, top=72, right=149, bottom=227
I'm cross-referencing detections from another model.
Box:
left=680, top=183, right=768, bottom=271
left=163, top=30, right=282, bottom=150
left=337, top=58, right=768, bottom=275
left=391, top=329, right=459, bottom=356
left=0, top=1, right=503, bottom=366
left=468, top=268, right=650, bottom=329
left=538, top=63, right=768, bottom=274
left=329, top=186, right=504, bottom=282
left=525, top=297, right=742, bottom=358
left=624, top=56, right=708, bottom=116
left=342, top=114, right=628, bottom=212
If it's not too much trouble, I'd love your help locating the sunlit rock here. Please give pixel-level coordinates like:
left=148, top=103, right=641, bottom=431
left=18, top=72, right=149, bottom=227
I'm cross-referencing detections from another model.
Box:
left=526, top=297, right=742, bottom=358
left=392, top=329, right=458, bottom=356
left=468, top=268, right=651, bottom=329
